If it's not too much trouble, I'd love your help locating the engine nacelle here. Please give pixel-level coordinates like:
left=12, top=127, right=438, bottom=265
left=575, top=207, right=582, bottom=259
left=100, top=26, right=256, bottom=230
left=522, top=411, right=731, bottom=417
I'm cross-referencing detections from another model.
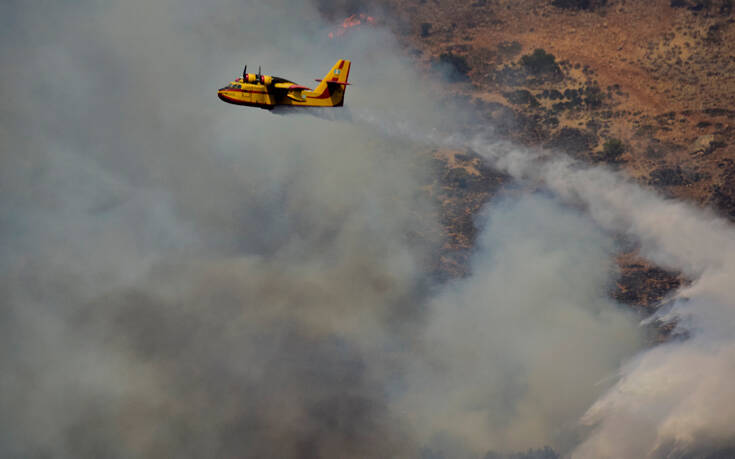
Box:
left=243, top=74, right=272, bottom=85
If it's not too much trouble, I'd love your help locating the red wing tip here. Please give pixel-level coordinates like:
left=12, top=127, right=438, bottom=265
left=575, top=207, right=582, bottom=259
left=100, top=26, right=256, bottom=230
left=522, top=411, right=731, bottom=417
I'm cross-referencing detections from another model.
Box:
left=289, top=85, right=311, bottom=90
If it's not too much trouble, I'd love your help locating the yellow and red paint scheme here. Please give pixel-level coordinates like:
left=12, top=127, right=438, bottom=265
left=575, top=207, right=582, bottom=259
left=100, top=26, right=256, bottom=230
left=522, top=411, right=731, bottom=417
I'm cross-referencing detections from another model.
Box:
left=217, top=60, right=351, bottom=109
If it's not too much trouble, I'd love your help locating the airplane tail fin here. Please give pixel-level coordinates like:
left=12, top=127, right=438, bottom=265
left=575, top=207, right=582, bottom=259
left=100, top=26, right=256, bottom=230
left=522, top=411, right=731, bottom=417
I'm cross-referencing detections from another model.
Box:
left=310, top=59, right=351, bottom=106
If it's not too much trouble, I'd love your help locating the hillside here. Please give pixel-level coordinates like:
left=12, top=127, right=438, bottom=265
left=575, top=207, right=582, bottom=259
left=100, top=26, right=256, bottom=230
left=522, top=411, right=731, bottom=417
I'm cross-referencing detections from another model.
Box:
left=390, top=0, right=734, bottom=211
left=333, top=0, right=734, bottom=317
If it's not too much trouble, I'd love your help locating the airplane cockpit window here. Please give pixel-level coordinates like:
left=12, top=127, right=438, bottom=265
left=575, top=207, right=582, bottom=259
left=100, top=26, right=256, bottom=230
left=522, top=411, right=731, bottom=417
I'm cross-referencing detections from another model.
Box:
left=220, top=83, right=241, bottom=91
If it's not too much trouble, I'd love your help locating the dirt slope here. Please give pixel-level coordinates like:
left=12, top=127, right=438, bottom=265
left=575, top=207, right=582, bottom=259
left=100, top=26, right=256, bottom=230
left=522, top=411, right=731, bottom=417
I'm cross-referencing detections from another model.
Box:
left=326, top=1, right=734, bottom=317
left=384, top=0, right=735, bottom=212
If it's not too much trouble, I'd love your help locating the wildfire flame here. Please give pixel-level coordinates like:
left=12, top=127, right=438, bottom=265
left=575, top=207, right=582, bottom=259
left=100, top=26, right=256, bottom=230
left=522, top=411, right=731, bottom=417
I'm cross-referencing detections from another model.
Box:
left=328, top=13, right=376, bottom=39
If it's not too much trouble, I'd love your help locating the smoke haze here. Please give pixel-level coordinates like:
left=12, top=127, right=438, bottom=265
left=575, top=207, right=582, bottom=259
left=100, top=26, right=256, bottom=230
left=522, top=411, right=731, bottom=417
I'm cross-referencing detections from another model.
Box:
left=2, top=1, right=735, bottom=458
left=1, top=1, right=437, bottom=457
left=467, top=140, right=735, bottom=458
left=399, top=194, right=642, bottom=455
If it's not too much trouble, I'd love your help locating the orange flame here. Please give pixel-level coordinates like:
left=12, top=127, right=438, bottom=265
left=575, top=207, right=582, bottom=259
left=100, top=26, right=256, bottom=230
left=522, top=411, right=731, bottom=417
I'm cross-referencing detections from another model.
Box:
left=328, top=14, right=376, bottom=39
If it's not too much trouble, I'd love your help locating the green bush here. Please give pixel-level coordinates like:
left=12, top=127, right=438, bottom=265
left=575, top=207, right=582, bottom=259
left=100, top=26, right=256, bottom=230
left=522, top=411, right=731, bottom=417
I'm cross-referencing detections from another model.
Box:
left=583, top=85, right=604, bottom=108
left=546, top=127, right=597, bottom=155
left=552, top=0, right=591, bottom=8
left=602, top=138, right=625, bottom=161
left=503, top=89, right=540, bottom=107
left=552, top=0, right=607, bottom=9
left=520, top=49, right=560, bottom=75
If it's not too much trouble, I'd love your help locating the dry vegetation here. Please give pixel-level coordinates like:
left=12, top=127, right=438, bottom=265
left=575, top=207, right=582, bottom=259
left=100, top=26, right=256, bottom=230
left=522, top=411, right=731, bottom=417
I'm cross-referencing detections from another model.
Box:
left=383, top=0, right=734, bottom=212
left=328, top=0, right=734, bottom=311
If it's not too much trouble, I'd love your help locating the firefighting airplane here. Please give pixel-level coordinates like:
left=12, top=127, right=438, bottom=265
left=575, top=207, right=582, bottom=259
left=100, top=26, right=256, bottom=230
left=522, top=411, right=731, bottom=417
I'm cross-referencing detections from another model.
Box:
left=217, top=60, right=351, bottom=110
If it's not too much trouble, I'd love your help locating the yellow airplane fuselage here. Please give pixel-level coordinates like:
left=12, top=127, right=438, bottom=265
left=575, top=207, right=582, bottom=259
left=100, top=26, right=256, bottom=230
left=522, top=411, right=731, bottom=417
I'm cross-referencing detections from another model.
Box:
left=217, top=60, right=350, bottom=110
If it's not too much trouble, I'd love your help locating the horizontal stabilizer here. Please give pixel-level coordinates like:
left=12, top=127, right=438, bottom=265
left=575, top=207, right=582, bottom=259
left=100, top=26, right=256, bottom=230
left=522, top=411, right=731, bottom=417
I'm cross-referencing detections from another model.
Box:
left=315, top=79, right=351, bottom=86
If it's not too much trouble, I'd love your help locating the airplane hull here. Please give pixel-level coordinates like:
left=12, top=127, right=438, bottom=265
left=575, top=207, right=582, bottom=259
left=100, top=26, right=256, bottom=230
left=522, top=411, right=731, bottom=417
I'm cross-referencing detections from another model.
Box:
left=218, top=90, right=345, bottom=109
left=218, top=93, right=273, bottom=110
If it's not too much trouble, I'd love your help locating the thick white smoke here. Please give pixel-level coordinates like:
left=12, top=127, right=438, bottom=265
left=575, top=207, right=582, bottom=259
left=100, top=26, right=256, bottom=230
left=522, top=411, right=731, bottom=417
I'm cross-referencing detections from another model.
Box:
left=2, top=0, right=735, bottom=458
left=399, top=194, right=642, bottom=455
left=0, top=1, right=442, bottom=457
left=467, top=138, right=735, bottom=458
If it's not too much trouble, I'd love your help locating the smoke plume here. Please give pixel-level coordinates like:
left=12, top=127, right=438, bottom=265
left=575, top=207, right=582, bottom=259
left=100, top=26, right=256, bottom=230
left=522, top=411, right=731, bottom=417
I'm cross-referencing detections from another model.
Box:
left=0, top=1, right=437, bottom=457
left=2, top=1, right=735, bottom=458
left=467, top=140, right=735, bottom=458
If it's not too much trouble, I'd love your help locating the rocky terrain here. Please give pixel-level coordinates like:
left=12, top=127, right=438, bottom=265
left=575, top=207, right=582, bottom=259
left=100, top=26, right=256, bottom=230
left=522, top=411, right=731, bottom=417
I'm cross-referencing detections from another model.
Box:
left=326, top=0, right=733, bottom=319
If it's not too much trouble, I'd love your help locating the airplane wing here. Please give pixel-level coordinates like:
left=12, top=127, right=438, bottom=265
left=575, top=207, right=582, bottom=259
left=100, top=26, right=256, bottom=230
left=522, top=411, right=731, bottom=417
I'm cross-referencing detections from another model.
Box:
left=273, top=82, right=312, bottom=91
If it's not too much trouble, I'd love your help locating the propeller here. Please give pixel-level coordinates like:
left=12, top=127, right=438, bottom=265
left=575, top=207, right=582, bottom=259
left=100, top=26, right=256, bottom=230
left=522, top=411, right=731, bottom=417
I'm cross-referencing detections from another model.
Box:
left=242, top=65, right=247, bottom=79
left=258, top=65, right=262, bottom=83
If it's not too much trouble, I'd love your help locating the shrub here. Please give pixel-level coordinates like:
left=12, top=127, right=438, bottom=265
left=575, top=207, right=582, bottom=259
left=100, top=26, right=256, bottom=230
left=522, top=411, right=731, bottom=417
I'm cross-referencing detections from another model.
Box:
left=602, top=138, right=625, bottom=161
left=552, top=0, right=591, bottom=8
left=437, top=52, right=471, bottom=82
left=649, top=166, right=686, bottom=186
left=420, top=22, right=432, bottom=37
left=552, top=0, right=607, bottom=9
left=520, top=49, right=560, bottom=75
left=546, top=127, right=597, bottom=155
left=503, top=89, right=540, bottom=107
left=583, top=85, right=604, bottom=108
